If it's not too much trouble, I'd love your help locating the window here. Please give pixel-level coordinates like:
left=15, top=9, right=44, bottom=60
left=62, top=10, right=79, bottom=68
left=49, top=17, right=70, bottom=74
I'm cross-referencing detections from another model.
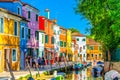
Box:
left=83, top=45, right=85, bottom=50
left=90, top=46, right=94, bottom=50
left=22, top=27, right=25, bottom=38
left=0, top=18, right=3, bottom=33
left=64, top=42, right=66, bottom=47
left=28, top=11, right=31, bottom=19
left=60, top=41, right=63, bottom=47
left=45, top=20, right=48, bottom=27
left=77, top=38, right=79, bottom=41
left=42, top=34, right=44, bottom=44
left=36, top=14, right=38, bottom=21
left=51, top=37, right=54, bottom=44
left=35, top=31, right=39, bottom=40
left=91, top=54, right=94, bottom=57
left=27, top=48, right=33, bottom=56
left=28, top=29, right=31, bottom=39
left=45, top=35, right=48, bottom=43
left=82, top=38, right=86, bottom=41
left=17, top=7, right=20, bottom=15
left=99, top=54, right=101, bottom=57
left=99, top=46, right=102, bottom=50
left=12, top=49, right=17, bottom=61
left=14, top=21, right=18, bottom=36
left=36, top=49, right=39, bottom=58
left=83, top=54, right=85, bottom=57
left=51, top=24, right=54, bottom=30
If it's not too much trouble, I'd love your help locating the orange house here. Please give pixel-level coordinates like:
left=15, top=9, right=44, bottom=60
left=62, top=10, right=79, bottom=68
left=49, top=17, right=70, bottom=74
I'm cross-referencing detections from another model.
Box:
left=86, top=38, right=103, bottom=62
left=59, top=27, right=67, bottom=60
left=44, top=18, right=55, bottom=62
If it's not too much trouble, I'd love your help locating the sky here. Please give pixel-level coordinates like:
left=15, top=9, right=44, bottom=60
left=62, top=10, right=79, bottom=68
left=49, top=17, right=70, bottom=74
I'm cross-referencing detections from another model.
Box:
left=21, top=0, right=91, bottom=34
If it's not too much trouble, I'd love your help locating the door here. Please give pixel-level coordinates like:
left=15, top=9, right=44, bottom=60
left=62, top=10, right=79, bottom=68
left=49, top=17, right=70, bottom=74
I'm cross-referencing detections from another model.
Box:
left=4, top=49, right=10, bottom=71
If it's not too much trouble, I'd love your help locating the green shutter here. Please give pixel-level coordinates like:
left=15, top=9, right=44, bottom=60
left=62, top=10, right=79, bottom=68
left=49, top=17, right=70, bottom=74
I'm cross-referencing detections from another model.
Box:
left=45, top=35, right=48, bottom=43
left=64, top=42, right=66, bottom=47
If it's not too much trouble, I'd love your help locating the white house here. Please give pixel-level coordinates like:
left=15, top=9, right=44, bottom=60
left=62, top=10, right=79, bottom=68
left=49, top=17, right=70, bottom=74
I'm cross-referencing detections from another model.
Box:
left=53, top=24, right=60, bottom=59
left=72, top=33, right=87, bottom=62
left=39, top=31, right=45, bottom=57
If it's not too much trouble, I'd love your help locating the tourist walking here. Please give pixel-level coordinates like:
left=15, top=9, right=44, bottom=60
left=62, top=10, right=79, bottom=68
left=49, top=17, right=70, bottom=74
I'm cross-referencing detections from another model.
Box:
left=41, top=57, right=45, bottom=69
left=38, top=57, right=42, bottom=69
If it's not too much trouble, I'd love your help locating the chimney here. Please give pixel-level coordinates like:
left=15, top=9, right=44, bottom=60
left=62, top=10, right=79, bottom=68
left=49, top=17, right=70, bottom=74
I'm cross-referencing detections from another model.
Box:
left=45, top=8, right=50, bottom=19
left=52, top=19, right=57, bottom=24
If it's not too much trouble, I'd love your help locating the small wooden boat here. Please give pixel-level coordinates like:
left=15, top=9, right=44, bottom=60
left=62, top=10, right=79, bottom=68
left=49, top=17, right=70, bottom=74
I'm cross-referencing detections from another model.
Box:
left=73, top=63, right=83, bottom=70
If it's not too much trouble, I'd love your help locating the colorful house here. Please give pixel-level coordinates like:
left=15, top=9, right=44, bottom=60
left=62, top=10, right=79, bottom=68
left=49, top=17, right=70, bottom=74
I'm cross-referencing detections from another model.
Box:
left=38, top=16, right=45, bottom=58
left=72, top=38, right=78, bottom=62
left=53, top=23, right=60, bottom=61
left=0, top=0, right=28, bottom=70
left=0, top=8, right=23, bottom=72
left=72, top=33, right=87, bottom=62
left=60, top=27, right=67, bottom=61
left=66, top=30, right=72, bottom=61
left=86, top=38, right=103, bottom=62
left=22, top=3, right=39, bottom=58
left=44, top=9, right=55, bottom=64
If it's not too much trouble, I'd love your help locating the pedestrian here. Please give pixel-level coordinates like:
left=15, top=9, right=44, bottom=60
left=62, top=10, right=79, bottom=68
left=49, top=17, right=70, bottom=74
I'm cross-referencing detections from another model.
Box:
left=38, top=57, right=42, bottom=69
left=32, top=57, right=36, bottom=69
left=41, top=57, right=45, bottom=69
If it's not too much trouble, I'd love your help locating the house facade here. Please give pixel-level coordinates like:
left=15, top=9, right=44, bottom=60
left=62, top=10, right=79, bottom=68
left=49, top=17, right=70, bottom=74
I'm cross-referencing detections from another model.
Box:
left=66, top=30, right=72, bottom=61
left=0, top=8, right=22, bottom=72
left=22, top=3, right=39, bottom=58
left=86, top=38, right=103, bottom=63
left=0, top=0, right=28, bottom=70
left=53, top=23, right=60, bottom=61
left=44, top=9, right=55, bottom=64
left=72, top=33, right=87, bottom=62
left=38, top=16, right=45, bottom=58
left=60, top=27, right=67, bottom=61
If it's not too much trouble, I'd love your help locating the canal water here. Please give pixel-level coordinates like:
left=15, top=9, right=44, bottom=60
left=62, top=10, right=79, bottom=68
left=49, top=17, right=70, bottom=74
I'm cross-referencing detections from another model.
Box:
left=65, top=66, right=103, bottom=80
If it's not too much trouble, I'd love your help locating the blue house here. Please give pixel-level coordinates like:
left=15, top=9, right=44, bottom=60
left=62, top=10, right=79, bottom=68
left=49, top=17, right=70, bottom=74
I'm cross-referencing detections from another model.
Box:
left=0, top=0, right=28, bottom=69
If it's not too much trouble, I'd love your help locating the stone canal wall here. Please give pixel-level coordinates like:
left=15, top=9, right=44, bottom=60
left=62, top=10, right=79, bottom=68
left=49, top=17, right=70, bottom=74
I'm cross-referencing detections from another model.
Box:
left=104, top=61, right=120, bottom=73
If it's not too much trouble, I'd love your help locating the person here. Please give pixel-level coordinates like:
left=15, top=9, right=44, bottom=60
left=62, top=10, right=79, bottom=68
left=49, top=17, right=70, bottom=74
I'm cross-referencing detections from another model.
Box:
left=41, top=57, right=45, bottom=69
left=38, top=57, right=42, bottom=69
left=32, top=57, right=36, bottom=69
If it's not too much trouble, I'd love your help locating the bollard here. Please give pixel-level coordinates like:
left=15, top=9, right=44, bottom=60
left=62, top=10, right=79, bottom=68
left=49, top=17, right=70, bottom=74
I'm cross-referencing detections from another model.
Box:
left=53, top=70, right=57, bottom=77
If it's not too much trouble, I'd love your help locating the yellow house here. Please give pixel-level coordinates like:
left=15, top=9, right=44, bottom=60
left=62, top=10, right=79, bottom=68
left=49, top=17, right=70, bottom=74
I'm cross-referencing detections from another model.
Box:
left=0, top=8, right=22, bottom=72
left=66, top=30, right=72, bottom=61
left=86, top=38, right=103, bottom=62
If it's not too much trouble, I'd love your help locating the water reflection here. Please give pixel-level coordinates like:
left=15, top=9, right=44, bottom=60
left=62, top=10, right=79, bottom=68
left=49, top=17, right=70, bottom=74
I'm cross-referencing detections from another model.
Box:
left=65, top=66, right=103, bottom=80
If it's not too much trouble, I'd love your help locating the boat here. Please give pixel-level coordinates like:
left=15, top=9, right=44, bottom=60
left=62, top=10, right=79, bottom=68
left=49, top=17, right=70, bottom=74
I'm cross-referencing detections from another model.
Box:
left=73, top=63, right=83, bottom=70
left=97, top=61, right=104, bottom=66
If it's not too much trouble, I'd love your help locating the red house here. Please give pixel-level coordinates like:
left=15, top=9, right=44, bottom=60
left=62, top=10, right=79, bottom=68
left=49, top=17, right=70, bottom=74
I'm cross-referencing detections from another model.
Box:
left=39, top=16, right=45, bottom=31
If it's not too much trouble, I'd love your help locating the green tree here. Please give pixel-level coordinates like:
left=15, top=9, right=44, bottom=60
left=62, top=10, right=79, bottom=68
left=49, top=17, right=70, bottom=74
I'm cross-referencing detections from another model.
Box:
left=76, top=0, right=120, bottom=61
left=69, top=28, right=80, bottom=33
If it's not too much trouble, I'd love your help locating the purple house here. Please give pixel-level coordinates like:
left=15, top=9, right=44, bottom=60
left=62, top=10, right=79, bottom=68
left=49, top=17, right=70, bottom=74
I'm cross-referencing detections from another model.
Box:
left=22, top=3, right=39, bottom=57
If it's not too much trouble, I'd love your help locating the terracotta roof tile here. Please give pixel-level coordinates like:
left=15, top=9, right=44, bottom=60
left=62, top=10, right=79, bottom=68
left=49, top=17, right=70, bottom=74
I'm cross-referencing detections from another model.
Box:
left=86, top=38, right=100, bottom=45
left=72, top=32, right=85, bottom=37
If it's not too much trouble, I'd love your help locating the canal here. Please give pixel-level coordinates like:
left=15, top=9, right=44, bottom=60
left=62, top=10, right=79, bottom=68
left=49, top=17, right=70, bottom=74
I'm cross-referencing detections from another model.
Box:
left=65, top=66, right=103, bottom=80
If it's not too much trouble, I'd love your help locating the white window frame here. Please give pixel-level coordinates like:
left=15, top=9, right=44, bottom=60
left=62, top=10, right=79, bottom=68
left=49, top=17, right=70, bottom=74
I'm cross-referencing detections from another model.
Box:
left=0, top=17, right=4, bottom=33
left=14, top=21, right=18, bottom=36
left=12, top=49, right=17, bottom=62
left=21, top=26, right=25, bottom=39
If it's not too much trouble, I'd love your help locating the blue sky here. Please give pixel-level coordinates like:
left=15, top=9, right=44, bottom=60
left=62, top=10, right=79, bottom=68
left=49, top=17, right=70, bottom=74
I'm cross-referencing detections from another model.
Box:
left=21, top=0, right=91, bottom=34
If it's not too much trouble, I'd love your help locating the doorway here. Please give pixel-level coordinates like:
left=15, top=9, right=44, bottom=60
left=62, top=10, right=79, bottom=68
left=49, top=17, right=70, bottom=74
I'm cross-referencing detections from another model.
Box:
left=4, top=49, right=10, bottom=71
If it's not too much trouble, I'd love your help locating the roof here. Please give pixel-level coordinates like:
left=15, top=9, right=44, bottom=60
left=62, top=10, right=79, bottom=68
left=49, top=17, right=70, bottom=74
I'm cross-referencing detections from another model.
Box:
left=0, top=8, right=29, bottom=22
left=60, top=27, right=67, bottom=30
left=72, top=32, right=85, bottom=37
left=22, top=2, right=39, bottom=12
left=86, top=38, right=100, bottom=45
